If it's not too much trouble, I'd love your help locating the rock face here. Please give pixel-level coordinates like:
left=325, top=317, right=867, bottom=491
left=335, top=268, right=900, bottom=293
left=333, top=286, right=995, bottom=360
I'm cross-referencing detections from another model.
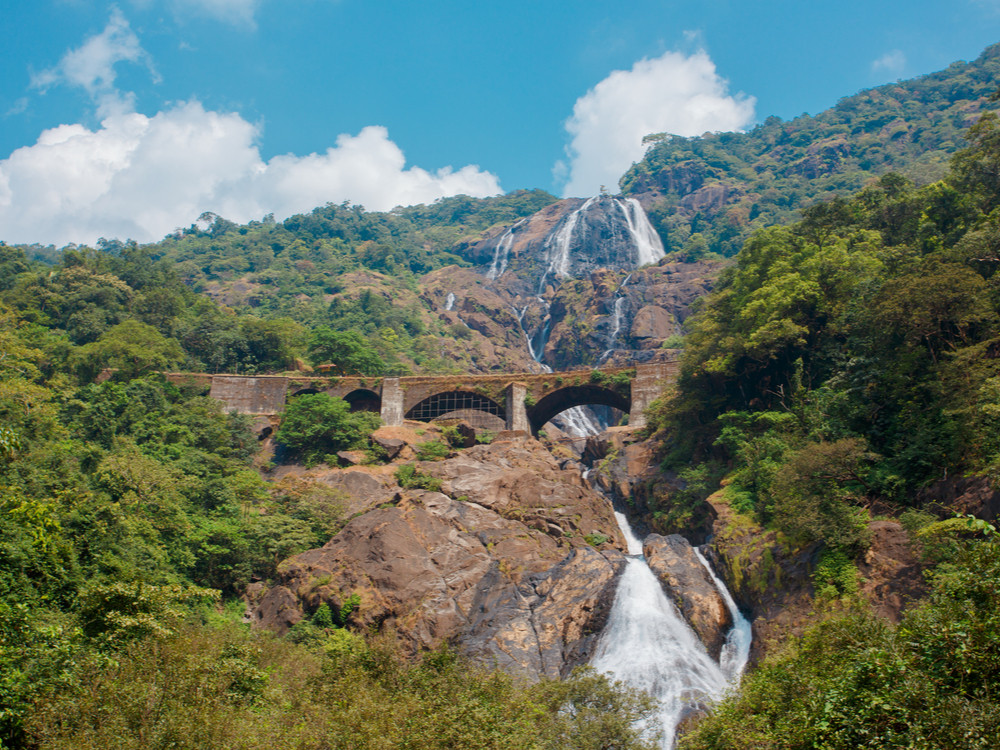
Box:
left=643, top=534, right=732, bottom=659
left=429, top=197, right=724, bottom=374
left=251, top=437, right=627, bottom=680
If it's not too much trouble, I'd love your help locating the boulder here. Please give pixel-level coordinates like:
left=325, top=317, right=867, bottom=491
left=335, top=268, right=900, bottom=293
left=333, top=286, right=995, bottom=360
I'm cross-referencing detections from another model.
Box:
left=643, top=534, right=732, bottom=659
left=372, top=436, right=406, bottom=460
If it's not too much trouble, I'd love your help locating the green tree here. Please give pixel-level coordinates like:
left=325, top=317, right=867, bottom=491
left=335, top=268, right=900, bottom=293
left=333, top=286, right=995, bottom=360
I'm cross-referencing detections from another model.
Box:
left=74, top=320, right=184, bottom=380
left=276, top=393, right=380, bottom=465
left=307, top=327, right=385, bottom=375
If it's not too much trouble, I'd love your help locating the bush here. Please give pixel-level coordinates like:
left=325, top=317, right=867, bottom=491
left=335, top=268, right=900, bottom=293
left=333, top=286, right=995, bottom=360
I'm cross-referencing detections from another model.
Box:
left=276, top=394, right=380, bottom=466
left=414, top=439, right=450, bottom=461
left=394, top=464, right=443, bottom=492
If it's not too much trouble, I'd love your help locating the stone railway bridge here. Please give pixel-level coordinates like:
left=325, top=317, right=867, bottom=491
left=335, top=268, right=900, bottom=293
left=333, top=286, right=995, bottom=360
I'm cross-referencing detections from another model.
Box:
left=164, top=362, right=677, bottom=434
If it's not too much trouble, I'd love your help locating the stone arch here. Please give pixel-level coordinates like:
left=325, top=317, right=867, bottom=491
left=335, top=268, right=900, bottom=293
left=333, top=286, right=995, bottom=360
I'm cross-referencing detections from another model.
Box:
left=528, top=384, right=630, bottom=434
left=342, top=388, right=381, bottom=413
left=405, top=390, right=505, bottom=423
left=289, top=386, right=321, bottom=397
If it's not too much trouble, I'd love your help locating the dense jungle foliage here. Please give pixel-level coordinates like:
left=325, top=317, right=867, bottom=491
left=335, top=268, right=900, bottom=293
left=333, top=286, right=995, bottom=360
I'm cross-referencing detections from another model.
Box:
left=623, top=43, right=1000, bottom=259
left=0, top=232, right=656, bottom=746
left=648, top=108, right=1000, bottom=747
left=7, top=188, right=557, bottom=375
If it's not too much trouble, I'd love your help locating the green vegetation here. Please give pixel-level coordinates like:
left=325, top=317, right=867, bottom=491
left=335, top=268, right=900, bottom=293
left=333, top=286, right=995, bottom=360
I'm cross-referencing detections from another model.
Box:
left=394, top=464, right=444, bottom=492
left=680, top=523, right=1000, bottom=749
left=624, top=44, right=1000, bottom=258
left=413, top=438, right=452, bottom=461
left=649, top=112, right=1000, bottom=549
left=644, top=102, right=1000, bottom=746
left=275, top=393, right=381, bottom=466
left=584, top=532, right=610, bottom=547
left=15, top=622, right=658, bottom=750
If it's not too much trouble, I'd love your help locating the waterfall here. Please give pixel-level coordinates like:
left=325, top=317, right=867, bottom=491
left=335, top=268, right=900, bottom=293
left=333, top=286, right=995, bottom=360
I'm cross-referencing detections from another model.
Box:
left=444, top=292, right=456, bottom=311
left=598, top=273, right=632, bottom=364
left=694, top=548, right=752, bottom=683
left=487, top=221, right=523, bottom=280
left=614, top=197, right=665, bottom=267
left=539, top=196, right=597, bottom=293
left=592, top=503, right=750, bottom=748
left=512, top=300, right=603, bottom=437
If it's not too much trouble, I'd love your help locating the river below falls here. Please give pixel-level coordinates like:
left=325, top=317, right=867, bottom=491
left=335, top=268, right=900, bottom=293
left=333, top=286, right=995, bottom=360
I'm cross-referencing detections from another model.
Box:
left=590, top=506, right=752, bottom=748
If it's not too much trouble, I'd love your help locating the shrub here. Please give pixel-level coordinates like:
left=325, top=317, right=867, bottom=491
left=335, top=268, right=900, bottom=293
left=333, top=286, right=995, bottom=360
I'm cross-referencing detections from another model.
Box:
left=414, top=439, right=450, bottom=461
left=276, top=394, right=380, bottom=466
left=394, top=464, right=443, bottom=492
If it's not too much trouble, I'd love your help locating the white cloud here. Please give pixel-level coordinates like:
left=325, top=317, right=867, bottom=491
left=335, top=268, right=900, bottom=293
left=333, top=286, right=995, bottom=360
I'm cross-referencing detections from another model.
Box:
left=872, top=49, right=907, bottom=77
left=0, top=103, right=502, bottom=246
left=559, top=49, right=755, bottom=198
left=31, top=8, right=157, bottom=117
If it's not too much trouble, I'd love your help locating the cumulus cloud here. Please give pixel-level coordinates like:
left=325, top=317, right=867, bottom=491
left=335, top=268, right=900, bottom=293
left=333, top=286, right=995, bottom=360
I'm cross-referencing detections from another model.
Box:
left=0, top=103, right=502, bottom=246
left=2, top=7, right=501, bottom=246
left=872, top=49, right=907, bottom=78
left=31, top=8, right=157, bottom=117
left=559, top=49, right=755, bottom=198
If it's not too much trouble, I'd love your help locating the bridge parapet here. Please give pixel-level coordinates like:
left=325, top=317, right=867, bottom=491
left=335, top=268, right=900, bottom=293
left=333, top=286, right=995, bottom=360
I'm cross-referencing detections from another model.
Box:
left=185, top=363, right=676, bottom=431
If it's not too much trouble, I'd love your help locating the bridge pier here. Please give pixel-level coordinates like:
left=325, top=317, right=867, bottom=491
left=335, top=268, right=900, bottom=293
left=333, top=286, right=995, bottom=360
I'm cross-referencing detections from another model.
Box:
left=504, top=382, right=529, bottom=432
left=380, top=378, right=404, bottom=426
left=629, top=363, right=671, bottom=429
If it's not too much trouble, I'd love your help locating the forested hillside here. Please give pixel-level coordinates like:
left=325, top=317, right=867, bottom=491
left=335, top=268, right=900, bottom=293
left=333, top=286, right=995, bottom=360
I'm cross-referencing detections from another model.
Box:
left=623, top=43, right=1000, bottom=259
left=644, top=111, right=1000, bottom=748
left=4, top=41, right=1000, bottom=750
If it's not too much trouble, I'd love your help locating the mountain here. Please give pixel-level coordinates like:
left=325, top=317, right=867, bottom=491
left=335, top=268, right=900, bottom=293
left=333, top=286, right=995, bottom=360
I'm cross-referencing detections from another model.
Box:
left=621, top=43, right=1000, bottom=258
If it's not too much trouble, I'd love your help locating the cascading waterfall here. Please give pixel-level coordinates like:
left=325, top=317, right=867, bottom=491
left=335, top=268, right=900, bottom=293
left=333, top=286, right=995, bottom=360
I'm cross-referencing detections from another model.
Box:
left=598, top=272, right=633, bottom=364
left=694, top=548, right=752, bottom=683
left=591, top=498, right=751, bottom=748
left=539, top=196, right=597, bottom=293
left=512, top=300, right=604, bottom=436
left=487, top=220, right=524, bottom=280
left=444, top=292, right=456, bottom=311
left=614, top=197, right=666, bottom=267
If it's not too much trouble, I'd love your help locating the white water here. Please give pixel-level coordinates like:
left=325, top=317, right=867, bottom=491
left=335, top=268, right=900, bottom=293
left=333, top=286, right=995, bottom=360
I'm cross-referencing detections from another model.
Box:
left=694, top=548, right=752, bottom=683
left=487, top=220, right=524, bottom=280
left=444, top=292, right=456, bottom=311
left=539, top=196, right=597, bottom=292
left=614, top=197, right=666, bottom=267
left=592, top=505, right=750, bottom=748
left=514, top=299, right=604, bottom=437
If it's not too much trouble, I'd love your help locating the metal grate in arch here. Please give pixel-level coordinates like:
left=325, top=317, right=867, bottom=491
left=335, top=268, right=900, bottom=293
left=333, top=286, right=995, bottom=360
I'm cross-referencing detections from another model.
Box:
left=405, top=391, right=504, bottom=423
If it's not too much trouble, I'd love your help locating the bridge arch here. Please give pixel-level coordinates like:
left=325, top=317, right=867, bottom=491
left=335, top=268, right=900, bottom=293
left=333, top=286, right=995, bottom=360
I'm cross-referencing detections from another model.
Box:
left=342, top=388, right=381, bottom=413
left=405, top=390, right=505, bottom=425
left=528, top=384, right=630, bottom=434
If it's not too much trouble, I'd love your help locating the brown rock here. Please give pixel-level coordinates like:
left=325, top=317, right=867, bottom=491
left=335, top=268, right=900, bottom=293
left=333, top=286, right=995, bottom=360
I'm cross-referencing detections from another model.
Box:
left=858, top=520, right=927, bottom=622
left=336, top=450, right=366, bottom=465
left=631, top=305, right=678, bottom=341
left=252, top=439, right=630, bottom=679
left=372, top=436, right=406, bottom=460
left=643, top=534, right=732, bottom=658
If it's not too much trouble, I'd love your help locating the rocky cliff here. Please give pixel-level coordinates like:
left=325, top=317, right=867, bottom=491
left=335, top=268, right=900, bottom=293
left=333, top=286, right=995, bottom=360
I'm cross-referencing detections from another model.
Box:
left=251, top=429, right=628, bottom=680
left=421, top=196, right=723, bottom=375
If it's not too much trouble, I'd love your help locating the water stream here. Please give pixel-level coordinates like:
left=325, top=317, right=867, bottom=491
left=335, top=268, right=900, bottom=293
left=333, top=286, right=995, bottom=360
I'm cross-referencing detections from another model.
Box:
left=613, top=197, right=666, bottom=267
left=591, top=494, right=751, bottom=748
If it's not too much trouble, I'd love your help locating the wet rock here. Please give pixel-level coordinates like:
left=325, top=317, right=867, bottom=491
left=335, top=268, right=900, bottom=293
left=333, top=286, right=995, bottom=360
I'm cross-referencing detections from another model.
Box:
left=643, top=534, right=732, bottom=659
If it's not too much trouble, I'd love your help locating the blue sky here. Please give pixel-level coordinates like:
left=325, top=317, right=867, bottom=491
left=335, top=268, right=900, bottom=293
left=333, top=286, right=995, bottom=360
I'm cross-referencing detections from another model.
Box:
left=2, top=0, right=1000, bottom=245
